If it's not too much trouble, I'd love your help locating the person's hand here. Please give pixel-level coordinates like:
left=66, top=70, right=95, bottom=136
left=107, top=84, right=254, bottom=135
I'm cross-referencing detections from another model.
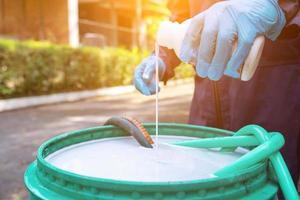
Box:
left=134, top=55, right=166, bottom=95
left=180, top=0, right=286, bottom=81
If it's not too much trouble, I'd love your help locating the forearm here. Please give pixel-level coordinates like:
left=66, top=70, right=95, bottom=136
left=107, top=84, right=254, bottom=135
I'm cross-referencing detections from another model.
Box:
left=279, top=0, right=299, bottom=22
left=279, top=0, right=300, bottom=38
left=157, top=46, right=181, bottom=84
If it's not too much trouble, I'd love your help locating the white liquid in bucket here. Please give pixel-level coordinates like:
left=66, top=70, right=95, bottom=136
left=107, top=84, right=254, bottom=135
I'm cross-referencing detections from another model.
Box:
left=46, top=136, right=247, bottom=182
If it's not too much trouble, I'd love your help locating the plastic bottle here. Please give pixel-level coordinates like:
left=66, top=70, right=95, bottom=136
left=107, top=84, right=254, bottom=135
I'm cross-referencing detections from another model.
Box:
left=156, top=19, right=265, bottom=81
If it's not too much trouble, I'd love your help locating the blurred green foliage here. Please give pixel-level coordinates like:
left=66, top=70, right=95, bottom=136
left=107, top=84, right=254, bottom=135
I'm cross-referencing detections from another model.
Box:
left=0, top=39, right=193, bottom=99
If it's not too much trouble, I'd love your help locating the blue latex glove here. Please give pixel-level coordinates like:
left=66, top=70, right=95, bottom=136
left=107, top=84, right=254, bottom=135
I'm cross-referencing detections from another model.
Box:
left=134, top=55, right=166, bottom=95
left=180, top=0, right=286, bottom=81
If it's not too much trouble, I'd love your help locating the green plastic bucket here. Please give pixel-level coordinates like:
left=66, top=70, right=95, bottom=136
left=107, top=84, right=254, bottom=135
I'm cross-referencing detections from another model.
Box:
left=24, top=123, right=280, bottom=200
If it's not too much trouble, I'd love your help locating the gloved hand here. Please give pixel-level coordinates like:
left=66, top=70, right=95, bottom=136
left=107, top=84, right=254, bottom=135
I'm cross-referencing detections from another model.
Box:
left=134, top=55, right=166, bottom=95
left=180, top=0, right=286, bottom=81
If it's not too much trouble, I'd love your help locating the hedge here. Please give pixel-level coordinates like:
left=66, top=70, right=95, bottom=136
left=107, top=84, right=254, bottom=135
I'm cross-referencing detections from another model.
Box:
left=0, top=39, right=194, bottom=99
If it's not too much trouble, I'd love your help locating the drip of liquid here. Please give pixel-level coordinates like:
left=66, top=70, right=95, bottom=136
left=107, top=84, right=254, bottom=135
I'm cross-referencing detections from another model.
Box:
left=155, top=43, right=159, bottom=147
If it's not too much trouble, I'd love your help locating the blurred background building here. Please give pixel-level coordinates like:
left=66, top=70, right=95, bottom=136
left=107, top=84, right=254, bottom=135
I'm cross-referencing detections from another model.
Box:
left=0, top=0, right=168, bottom=48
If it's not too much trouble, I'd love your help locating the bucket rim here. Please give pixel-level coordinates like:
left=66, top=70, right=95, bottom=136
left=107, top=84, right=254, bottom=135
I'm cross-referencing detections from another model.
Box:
left=37, top=123, right=266, bottom=188
left=25, top=123, right=272, bottom=199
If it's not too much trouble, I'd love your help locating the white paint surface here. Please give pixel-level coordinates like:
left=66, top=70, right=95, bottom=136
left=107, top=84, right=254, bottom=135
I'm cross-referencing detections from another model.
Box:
left=46, top=136, right=247, bottom=182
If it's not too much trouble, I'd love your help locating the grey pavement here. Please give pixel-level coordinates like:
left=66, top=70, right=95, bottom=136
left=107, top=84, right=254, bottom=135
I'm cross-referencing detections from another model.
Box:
left=0, top=82, right=194, bottom=200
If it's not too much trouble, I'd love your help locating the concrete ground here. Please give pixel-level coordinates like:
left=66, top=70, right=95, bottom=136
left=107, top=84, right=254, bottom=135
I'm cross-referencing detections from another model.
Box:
left=0, top=82, right=194, bottom=200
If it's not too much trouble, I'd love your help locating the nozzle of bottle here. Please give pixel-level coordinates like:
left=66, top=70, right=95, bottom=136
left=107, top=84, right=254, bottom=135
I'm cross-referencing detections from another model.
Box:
left=156, top=19, right=265, bottom=81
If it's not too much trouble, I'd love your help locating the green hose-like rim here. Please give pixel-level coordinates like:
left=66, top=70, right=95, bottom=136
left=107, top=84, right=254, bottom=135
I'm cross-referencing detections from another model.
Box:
left=25, top=123, right=278, bottom=199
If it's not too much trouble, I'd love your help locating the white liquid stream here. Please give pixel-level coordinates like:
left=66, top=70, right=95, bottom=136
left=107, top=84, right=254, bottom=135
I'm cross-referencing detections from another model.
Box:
left=46, top=136, right=247, bottom=182
left=155, top=43, right=159, bottom=146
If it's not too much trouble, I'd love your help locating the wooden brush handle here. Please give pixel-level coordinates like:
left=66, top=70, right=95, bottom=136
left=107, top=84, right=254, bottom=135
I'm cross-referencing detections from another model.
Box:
left=241, top=36, right=265, bottom=81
